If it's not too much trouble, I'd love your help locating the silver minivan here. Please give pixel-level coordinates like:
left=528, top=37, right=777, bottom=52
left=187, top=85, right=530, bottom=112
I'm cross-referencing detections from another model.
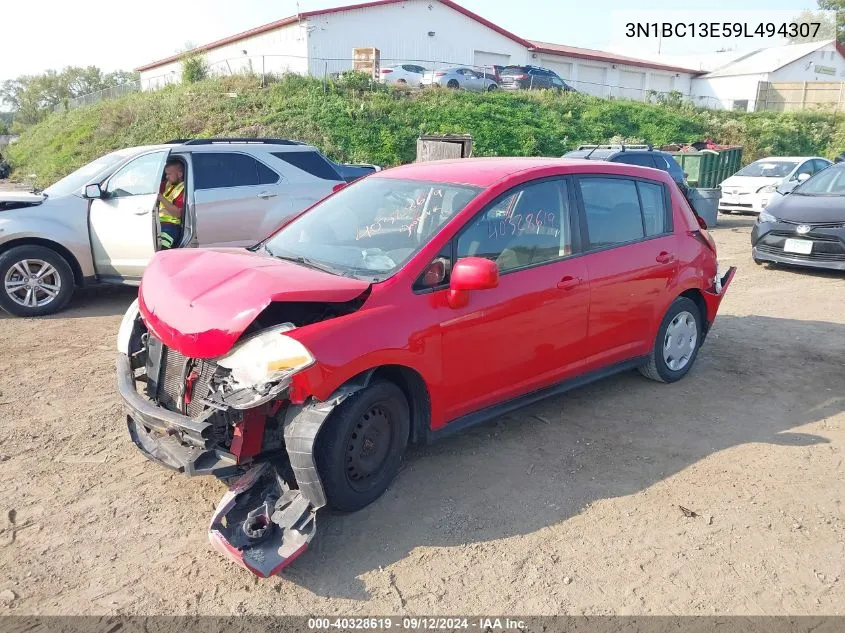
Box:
left=0, top=139, right=356, bottom=316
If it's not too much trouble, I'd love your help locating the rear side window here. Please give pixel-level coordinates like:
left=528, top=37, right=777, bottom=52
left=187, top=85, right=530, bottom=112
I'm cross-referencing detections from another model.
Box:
left=613, top=153, right=656, bottom=168
left=272, top=151, right=341, bottom=181
left=637, top=181, right=669, bottom=236
left=192, top=152, right=279, bottom=190
left=578, top=178, right=645, bottom=248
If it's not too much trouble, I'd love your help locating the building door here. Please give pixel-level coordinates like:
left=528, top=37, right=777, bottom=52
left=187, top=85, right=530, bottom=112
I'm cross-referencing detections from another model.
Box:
left=473, top=51, right=510, bottom=74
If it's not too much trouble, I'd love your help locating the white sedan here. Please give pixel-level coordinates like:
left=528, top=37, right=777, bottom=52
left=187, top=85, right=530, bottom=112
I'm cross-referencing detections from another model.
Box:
left=378, top=64, right=426, bottom=87
left=719, top=156, right=831, bottom=214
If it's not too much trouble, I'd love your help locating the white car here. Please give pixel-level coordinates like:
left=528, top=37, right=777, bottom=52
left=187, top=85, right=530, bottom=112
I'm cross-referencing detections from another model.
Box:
left=378, top=64, right=426, bottom=87
left=719, top=156, right=831, bottom=214
left=421, top=67, right=498, bottom=92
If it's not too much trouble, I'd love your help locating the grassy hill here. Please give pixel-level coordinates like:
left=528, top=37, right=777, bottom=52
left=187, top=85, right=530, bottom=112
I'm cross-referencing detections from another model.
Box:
left=7, top=74, right=845, bottom=188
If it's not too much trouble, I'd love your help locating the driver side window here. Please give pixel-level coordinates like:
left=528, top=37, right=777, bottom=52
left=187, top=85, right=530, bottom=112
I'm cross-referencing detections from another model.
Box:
left=106, top=152, right=167, bottom=198
left=456, top=178, right=572, bottom=273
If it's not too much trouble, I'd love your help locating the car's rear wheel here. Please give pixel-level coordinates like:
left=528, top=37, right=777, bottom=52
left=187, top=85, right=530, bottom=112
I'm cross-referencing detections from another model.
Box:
left=315, top=381, right=410, bottom=512
left=447, top=79, right=460, bottom=89
left=397, top=79, right=407, bottom=85
left=0, top=245, right=75, bottom=317
left=488, top=84, right=497, bottom=91
left=639, top=297, right=702, bottom=383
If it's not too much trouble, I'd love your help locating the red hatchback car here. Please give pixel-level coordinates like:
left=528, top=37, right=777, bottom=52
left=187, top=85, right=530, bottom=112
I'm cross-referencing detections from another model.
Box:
left=117, top=157, right=735, bottom=576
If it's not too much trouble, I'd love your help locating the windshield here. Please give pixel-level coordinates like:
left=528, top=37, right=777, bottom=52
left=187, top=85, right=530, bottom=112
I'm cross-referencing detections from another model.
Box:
left=735, top=160, right=797, bottom=178
left=44, top=151, right=132, bottom=197
left=263, top=177, right=481, bottom=281
left=792, top=166, right=845, bottom=195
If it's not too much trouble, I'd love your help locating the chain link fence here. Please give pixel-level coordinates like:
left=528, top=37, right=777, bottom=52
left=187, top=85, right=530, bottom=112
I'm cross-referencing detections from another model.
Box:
left=60, top=54, right=815, bottom=113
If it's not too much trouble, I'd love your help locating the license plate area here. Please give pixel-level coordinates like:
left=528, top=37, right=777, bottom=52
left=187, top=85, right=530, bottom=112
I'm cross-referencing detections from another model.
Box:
left=784, top=238, right=813, bottom=254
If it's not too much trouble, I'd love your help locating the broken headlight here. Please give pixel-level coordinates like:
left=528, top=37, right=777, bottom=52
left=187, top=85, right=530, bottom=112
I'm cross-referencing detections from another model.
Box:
left=213, top=324, right=314, bottom=409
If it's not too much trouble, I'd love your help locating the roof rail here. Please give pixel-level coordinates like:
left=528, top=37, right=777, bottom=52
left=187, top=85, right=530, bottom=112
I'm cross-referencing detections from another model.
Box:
left=165, top=138, right=306, bottom=146
left=576, top=143, right=654, bottom=152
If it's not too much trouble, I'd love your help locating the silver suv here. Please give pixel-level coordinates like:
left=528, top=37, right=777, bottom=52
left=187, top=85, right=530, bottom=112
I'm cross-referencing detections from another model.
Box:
left=0, top=138, right=362, bottom=317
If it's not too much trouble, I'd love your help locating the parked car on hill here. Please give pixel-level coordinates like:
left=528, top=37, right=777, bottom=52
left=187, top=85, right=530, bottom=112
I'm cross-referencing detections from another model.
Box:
left=499, top=65, right=575, bottom=92
left=378, top=64, right=427, bottom=87
left=752, top=160, right=845, bottom=271
left=421, top=67, right=498, bottom=91
left=718, top=156, right=831, bottom=215
left=0, top=138, right=375, bottom=317
left=117, top=156, right=735, bottom=577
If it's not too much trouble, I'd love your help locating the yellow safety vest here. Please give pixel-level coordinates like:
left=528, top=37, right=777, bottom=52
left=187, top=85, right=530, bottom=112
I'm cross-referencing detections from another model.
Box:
left=159, top=181, right=184, bottom=225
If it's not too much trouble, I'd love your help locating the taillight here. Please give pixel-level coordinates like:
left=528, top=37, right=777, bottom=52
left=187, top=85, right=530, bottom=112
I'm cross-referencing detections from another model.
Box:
left=435, top=72, right=446, bottom=77
left=380, top=68, right=393, bottom=74
left=515, top=74, right=528, bottom=80
left=692, top=229, right=717, bottom=254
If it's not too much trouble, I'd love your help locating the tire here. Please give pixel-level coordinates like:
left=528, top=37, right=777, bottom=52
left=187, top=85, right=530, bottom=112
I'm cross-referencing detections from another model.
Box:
left=397, top=79, right=407, bottom=85
left=0, top=245, right=75, bottom=317
left=447, top=79, right=460, bottom=89
left=488, top=84, right=498, bottom=92
left=315, top=381, right=410, bottom=512
left=639, top=297, right=702, bottom=383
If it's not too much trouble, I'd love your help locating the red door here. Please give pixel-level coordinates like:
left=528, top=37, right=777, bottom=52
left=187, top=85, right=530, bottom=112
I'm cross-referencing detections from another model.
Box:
left=436, top=178, right=591, bottom=422
left=575, top=176, right=678, bottom=370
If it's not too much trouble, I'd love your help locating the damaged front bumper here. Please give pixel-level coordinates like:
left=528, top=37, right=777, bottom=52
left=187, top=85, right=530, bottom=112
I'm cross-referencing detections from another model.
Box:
left=117, top=349, right=360, bottom=577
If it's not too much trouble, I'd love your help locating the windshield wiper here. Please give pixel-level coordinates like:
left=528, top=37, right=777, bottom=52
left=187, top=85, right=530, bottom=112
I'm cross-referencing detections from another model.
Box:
left=269, top=251, right=347, bottom=276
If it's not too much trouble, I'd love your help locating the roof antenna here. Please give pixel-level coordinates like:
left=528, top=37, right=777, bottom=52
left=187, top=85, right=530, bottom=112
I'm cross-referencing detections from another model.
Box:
left=584, top=145, right=599, bottom=159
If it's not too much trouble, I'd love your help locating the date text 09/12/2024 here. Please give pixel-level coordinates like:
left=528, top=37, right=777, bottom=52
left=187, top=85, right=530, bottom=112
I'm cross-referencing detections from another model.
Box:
left=625, top=22, right=824, bottom=39
left=307, top=618, right=526, bottom=630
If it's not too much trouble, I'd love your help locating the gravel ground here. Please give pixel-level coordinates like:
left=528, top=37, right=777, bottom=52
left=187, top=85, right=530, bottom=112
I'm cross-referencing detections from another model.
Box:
left=0, top=214, right=842, bottom=615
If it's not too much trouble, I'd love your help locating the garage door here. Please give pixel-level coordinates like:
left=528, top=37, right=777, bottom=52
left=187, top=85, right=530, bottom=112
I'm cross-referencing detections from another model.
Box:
left=618, top=70, right=646, bottom=100
left=473, top=51, right=511, bottom=73
left=650, top=73, right=674, bottom=95
left=576, top=65, right=608, bottom=96
left=540, top=58, right=573, bottom=81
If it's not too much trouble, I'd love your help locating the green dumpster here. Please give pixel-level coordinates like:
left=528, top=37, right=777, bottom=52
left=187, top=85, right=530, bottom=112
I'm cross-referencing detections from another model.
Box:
left=671, top=146, right=743, bottom=188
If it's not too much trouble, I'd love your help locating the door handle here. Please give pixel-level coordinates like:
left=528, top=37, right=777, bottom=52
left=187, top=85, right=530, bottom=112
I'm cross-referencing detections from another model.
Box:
left=257, top=191, right=278, bottom=200
left=133, top=209, right=150, bottom=215
left=556, top=276, right=583, bottom=291
left=656, top=251, right=676, bottom=264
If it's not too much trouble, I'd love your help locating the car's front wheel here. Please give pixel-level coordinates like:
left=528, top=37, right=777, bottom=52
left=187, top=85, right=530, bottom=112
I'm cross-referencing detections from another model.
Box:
left=315, top=381, right=410, bottom=512
left=0, top=245, right=75, bottom=317
left=639, top=297, right=702, bottom=383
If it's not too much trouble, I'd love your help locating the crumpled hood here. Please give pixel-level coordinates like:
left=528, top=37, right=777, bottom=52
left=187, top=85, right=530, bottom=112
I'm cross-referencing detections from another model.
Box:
left=138, top=248, right=370, bottom=359
left=720, top=175, right=783, bottom=193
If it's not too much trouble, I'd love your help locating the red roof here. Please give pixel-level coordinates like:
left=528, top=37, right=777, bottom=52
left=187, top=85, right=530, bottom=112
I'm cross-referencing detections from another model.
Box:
left=529, top=41, right=703, bottom=75
left=136, top=0, right=700, bottom=76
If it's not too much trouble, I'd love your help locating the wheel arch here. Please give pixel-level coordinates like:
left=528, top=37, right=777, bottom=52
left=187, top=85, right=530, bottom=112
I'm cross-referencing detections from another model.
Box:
left=319, top=364, right=432, bottom=446
left=0, top=238, right=84, bottom=287
left=678, top=287, right=709, bottom=336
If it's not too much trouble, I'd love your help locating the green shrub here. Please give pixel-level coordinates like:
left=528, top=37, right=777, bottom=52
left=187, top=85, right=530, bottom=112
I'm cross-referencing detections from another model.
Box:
left=7, top=75, right=844, bottom=187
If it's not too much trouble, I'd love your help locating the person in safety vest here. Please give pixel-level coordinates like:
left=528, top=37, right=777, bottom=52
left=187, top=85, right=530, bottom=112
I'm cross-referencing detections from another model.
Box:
left=157, top=160, right=185, bottom=249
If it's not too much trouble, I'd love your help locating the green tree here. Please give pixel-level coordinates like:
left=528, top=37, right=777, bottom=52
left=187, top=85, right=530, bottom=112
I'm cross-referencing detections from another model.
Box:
left=817, top=0, right=845, bottom=44
left=789, top=9, right=837, bottom=43
left=0, top=66, right=140, bottom=127
left=180, top=44, right=209, bottom=84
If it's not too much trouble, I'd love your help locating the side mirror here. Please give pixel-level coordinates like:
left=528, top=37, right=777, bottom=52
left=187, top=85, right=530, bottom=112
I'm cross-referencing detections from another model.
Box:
left=447, top=257, right=499, bottom=308
left=83, top=183, right=103, bottom=199
left=797, top=173, right=811, bottom=183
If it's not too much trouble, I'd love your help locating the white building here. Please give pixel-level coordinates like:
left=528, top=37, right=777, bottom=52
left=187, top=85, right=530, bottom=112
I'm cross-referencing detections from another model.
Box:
left=136, top=0, right=700, bottom=99
left=689, top=40, right=845, bottom=111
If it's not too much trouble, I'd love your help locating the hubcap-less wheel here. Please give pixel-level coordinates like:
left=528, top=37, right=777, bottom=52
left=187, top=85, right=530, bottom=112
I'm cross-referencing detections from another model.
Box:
left=4, top=259, right=62, bottom=309
left=663, top=310, right=697, bottom=371
left=345, top=404, right=392, bottom=491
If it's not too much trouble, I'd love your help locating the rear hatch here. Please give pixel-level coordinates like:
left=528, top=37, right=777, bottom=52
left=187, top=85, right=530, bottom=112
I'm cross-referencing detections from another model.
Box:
left=499, top=66, right=526, bottom=87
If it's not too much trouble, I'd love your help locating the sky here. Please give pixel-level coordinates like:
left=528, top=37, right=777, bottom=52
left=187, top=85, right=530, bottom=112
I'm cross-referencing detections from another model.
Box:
left=0, top=0, right=822, bottom=80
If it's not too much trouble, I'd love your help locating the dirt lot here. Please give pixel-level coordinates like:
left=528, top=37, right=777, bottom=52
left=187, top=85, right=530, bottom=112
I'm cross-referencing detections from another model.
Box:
left=0, top=215, right=843, bottom=616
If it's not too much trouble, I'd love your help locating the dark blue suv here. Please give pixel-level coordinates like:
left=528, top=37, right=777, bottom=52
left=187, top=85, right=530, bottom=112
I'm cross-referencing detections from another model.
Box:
left=563, top=145, right=687, bottom=190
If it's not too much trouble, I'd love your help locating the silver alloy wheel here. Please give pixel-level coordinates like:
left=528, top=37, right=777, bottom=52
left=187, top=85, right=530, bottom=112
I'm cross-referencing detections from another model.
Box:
left=663, top=310, right=697, bottom=371
left=3, top=259, right=62, bottom=309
